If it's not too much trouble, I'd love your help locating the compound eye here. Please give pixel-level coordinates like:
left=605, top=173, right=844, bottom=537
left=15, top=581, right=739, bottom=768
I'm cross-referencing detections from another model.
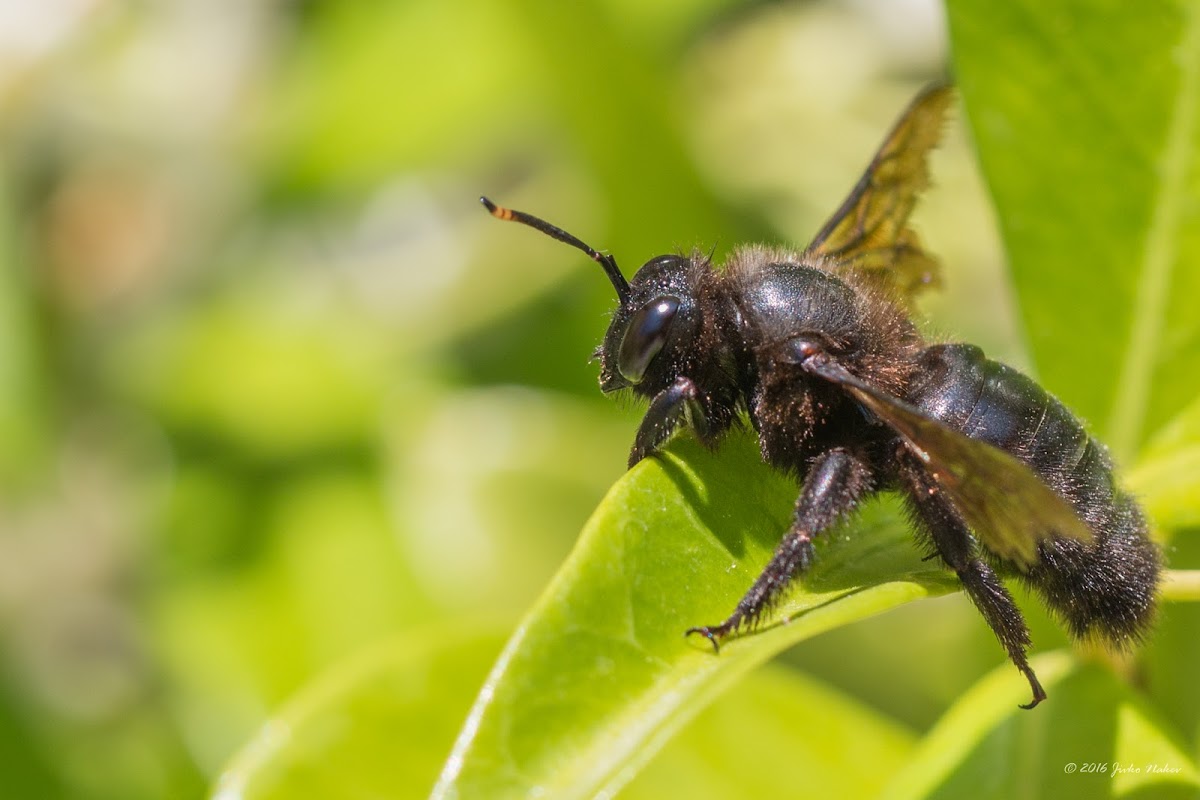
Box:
left=618, top=297, right=680, bottom=383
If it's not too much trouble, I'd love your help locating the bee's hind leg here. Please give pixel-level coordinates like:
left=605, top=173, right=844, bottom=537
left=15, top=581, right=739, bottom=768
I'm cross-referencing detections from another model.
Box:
left=898, top=452, right=1046, bottom=709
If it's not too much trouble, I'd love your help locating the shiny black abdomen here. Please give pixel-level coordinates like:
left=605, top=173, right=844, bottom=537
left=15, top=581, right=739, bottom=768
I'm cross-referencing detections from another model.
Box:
left=903, top=344, right=1089, bottom=475
left=903, top=344, right=1159, bottom=644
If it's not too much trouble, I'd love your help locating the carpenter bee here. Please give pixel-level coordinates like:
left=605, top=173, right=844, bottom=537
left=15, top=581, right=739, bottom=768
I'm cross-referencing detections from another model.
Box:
left=481, top=84, right=1160, bottom=708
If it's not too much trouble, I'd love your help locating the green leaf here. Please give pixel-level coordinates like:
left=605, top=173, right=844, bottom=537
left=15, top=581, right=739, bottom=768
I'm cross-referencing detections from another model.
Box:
left=623, top=664, right=916, bottom=800
left=211, top=630, right=915, bottom=800
left=432, top=433, right=957, bottom=799
left=1129, top=395, right=1200, bottom=532
left=882, top=652, right=1200, bottom=800
left=211, top=628, right=506, bottom=800
left=947, top=0, right=1200, bottom=463
left=1145, top=537, right=1200, bottom=748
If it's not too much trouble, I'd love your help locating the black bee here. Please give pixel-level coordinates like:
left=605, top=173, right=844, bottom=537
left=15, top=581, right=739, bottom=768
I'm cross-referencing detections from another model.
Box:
left=481, top=84, right=1160, bottom=708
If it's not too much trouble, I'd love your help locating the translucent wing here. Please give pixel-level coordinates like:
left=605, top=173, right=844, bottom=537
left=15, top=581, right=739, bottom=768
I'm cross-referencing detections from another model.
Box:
left=805, top=357, right=1094, bottom=569
left=805, top=83, right=954, bottom=303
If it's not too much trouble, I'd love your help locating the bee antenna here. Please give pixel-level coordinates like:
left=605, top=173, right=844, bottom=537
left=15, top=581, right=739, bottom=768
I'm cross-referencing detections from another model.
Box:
left=480, top=196, right=631, bottom=303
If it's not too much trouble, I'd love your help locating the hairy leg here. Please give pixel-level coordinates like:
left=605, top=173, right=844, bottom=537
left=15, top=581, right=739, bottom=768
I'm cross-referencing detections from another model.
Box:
left=629, top=376, right=710, bottom=468
left=899, top=452, right=1046, bottom=709
left=688, top=447, right=873, bottom=648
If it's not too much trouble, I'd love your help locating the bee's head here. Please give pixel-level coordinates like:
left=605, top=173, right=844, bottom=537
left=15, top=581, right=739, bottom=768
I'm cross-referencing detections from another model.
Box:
left=480, top=197, right=701, bottom=398
left=596, top=254, right=700, bottom=396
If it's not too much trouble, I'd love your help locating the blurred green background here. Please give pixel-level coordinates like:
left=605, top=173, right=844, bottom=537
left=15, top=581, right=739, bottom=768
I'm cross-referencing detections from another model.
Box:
left=0, top=1, right=1056, bottom=798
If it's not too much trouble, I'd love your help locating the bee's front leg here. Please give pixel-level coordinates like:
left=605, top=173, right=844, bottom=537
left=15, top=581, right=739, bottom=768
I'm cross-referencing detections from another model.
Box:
left=629, top=376, right=708, bottom=468
left=687, top=446, right=873, bottom=650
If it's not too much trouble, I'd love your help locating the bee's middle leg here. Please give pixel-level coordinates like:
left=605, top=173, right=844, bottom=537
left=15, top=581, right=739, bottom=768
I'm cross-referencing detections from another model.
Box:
left=687, top=446, right=873, bottom=650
